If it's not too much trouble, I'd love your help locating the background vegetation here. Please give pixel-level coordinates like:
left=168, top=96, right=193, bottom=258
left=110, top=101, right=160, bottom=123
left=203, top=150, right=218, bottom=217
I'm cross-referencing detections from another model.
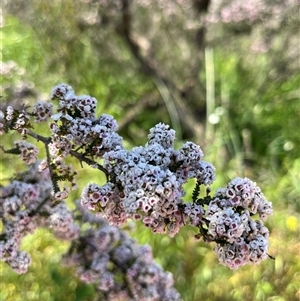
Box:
left=1, top=1, right=299, bottom=300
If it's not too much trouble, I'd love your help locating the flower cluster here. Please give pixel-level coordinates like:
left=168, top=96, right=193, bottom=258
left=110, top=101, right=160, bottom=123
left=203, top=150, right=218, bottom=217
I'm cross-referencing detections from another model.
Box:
left=214, top=221, right=269, bottom=269
left=214, top=177, right=273, bottom=220
left=48, top=203, right=80, bottom=240
left=0, top=161, right=182, bottom=300
left=0, top=162, right=79, bottom=273
left=0, top=106, right=31, bottom=135
left=63, top=205, right=182, bottom=301
left=32, top=100, right=53, bottom=123
left=0, top=83, right=274, bottom=299
left=14, top=140, right=39, bottom=165
left=82, top=123, right=216, bottom=237
left=49, top=84, right=122, bottom=157
left=203, top=177, right=273, bottom=269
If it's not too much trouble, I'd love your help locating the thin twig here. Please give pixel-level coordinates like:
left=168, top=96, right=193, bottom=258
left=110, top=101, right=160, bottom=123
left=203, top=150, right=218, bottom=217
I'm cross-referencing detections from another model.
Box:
left=27, top=130, right=109, bottom=180
left=27, top=130, right=52, bottom=144
left=69, top=149, right=109, bottom=181
left=27, top=130, right=60, bottom=192
left=29, top=196, right=52, bottom=217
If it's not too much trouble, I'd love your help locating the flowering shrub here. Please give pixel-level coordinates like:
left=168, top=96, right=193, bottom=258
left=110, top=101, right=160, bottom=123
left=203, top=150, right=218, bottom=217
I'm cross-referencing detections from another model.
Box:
left=0, top=84, right=273, bottom=300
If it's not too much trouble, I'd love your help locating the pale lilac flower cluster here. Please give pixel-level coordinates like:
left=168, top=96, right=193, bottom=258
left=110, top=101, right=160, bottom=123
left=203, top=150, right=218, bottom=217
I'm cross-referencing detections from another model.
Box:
left=0, top=164, right=48, bottom=273
left=14, top=140, right=39, bottom=164
left=0, top=106, right=31, bottom=136
left=13, top=109, right=30, bottom=133
left=1, top=106, right=31, bottom=135
left=10, top=251, right=32, bottom=274
left=63, top=204, right=181, bottom=301
left=206, top=206, right=248, bottom=243
left=1, top=83, right=273, bottom=287
left=49, top=84, right=122, bottom=156
left=81, top=182, right=127, bottom=226
left=0, top=162, right=79, bottom=273
left=204, top=177, right=273, bottom=269
left=48, top=203, right=80, bottom=240
left=6, top=106, right=15, bottom=121
left=81, top=123, right=216, bottom=237
left=183, top=203, right=204, bottom=227
left=147, top=122, right=175, bottom=149
left=174, top=142, right=215, bottom=185
left=0, top=215, right=36, bottom=274
left=48, top=135, right=72, bottom=158
left=213, top=177, right=273, bottom=221
left=32, top=100, right=53, bottom=123
left=90, top=114, right=122, bottom=157
left=214, top=221, right=269, bottom=269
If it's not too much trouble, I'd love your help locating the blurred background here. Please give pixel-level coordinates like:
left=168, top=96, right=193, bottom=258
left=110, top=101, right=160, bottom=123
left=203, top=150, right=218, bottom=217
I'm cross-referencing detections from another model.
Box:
left=0, top=0, right=299, bottom=300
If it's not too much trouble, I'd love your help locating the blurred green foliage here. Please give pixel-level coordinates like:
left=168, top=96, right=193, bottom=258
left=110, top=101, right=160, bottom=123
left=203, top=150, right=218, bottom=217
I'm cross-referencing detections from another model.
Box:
left=1, top=1, right=299, bottom=301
